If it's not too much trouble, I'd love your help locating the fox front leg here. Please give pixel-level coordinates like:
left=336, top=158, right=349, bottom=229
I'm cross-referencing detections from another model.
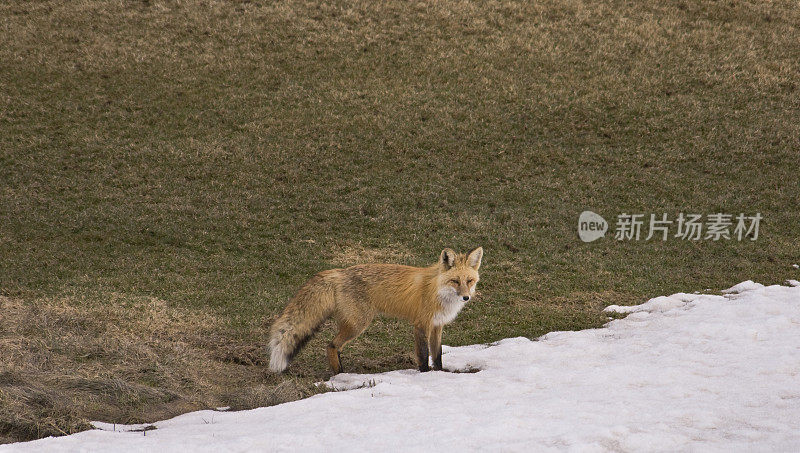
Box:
left=413, top=326, right=430, bottom=372
left=429, top=325, right=443, bottom=371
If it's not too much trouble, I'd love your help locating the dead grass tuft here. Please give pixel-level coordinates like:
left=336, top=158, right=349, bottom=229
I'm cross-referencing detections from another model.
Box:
left=327, top=243, right=415, bottom=268
left=0, top=295, right=322, bottom=443
left=221, top=377, right=325, bottom=411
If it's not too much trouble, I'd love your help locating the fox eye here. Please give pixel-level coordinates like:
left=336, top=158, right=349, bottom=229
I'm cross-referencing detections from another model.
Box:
left=450, top=279, right=460, bottom=285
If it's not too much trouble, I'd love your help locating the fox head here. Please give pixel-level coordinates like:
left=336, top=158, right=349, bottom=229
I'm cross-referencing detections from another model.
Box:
left=437, top=247, right=483, bottom=303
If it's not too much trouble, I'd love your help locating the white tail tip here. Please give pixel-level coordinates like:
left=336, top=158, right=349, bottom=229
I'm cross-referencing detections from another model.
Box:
left=269, top=343, right=289, bottom=373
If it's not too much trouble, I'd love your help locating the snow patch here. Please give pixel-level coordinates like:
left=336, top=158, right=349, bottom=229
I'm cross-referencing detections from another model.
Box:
left=6, top=281, right=800, bottom=452
left=721, top=279, right=765, bottom=294
left=91, top=422, right=153, bottom=433
left=603, top=293, right=697, bottom=314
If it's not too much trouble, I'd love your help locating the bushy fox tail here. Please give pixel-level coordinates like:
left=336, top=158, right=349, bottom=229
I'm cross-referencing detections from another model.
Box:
left=269, top=274, right=336, bottom=373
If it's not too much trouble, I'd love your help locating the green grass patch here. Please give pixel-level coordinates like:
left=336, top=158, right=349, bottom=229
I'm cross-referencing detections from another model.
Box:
left=1, top=0, right=798, bottom=443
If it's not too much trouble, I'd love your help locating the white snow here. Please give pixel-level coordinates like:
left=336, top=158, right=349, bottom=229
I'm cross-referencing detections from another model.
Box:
left=602, top=293, right=694, bottom=314
left=4, top=281, right=800, bottom=452
left=720, top=279, right=765, bottom=294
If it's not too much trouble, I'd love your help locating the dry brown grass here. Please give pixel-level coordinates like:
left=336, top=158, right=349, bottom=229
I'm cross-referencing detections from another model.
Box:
left=327, top=242, right=415, bottom=268
left=0, top=295, right=323, bottom=443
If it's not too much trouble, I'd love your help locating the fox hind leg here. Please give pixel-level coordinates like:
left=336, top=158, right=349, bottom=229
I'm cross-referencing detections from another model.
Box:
left=327, top=319, right=369, bottom=374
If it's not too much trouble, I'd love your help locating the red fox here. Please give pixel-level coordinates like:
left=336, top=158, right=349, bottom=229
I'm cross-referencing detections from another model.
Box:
left=269, top=247, right=483, bottom=374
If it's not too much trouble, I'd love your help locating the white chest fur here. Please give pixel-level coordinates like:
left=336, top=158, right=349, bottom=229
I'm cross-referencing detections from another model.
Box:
left=433, top=287, right=466, bottom=326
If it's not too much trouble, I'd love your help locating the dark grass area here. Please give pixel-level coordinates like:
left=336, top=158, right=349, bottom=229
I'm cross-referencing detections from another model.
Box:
left=1, top=0, right=799, bottom=443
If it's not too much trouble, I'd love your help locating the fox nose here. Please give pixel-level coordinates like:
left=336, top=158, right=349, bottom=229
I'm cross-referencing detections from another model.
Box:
left=462, top=296, right=470, bottom=302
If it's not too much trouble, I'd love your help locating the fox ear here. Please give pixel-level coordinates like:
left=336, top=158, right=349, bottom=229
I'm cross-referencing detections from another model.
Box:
left=466, top=247, right=483, bottom=270
left=440, top=248, right=457, bottom=270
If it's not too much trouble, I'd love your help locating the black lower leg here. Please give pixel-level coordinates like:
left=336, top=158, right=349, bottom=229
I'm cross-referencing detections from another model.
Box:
left=414, top=327, right=430, bottom=372
left=337, top=351, right=343, bottom=373
left=433, top=347, right=442, bottom=371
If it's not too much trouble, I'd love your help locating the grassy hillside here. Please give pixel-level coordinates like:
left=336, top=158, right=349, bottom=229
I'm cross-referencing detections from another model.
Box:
left=1, top=0, right=798, bottom=443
